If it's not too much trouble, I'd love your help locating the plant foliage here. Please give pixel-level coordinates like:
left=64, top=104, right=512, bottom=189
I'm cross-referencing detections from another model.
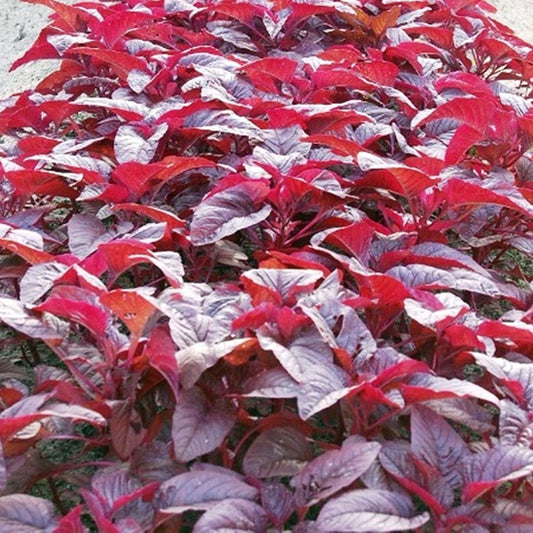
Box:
left=0, top=0, right=533, bottom=530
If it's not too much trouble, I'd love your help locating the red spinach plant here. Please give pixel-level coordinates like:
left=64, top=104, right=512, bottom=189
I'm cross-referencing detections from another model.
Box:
left=1, top=0, right=533, bottom=530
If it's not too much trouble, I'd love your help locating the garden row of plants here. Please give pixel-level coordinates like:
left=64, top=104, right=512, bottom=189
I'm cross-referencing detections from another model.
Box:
left=1, top=0, right=533, bottom=530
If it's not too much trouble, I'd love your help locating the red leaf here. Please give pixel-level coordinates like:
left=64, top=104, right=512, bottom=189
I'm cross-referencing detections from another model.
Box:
left=356, top=153, right=433, bottom=198
left=0, top=239, right=53, bottom=265
left=441, top=178, right=533, bottom=216
left=35, top=297, right=109, bottom=336
left=99, top=290, right=156, bottom=338
left=98, top=10, right=154, bottom=48
left=54, top=505, right=85, bottom=533
left=143, top=327, right=179, bottom=402
left=6, top=170, right=76, bottom=198
left=242, top=57, right=298, bottom=92
left=416, top=97, right=497, bottom=132
left=68, top=47, right=148, bottom=81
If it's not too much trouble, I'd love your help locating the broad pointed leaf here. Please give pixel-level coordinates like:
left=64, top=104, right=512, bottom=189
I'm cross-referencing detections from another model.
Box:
left=177, top=338, right=253, bottom=389
left=316, top=489, right=430, bottom=532
left=172, top=387, right=236, bottom=462
left=411, top=405, right=469, bottom=488
left=292, top=438, right=380, bottom=506
left=190, top=181, right=272, bottom=246
left=256, top=328, right=333, bottom=383
left=193, top=499, right=268, bottom=533
left=0, top=494, right=58, bottom=532
left=155, top=470, right=258, bottom=513
left=242, top=427, right=312, bottom=478
left=0, top=298, right=68, bottom=342
left=462, top=446, right=533, bottom=503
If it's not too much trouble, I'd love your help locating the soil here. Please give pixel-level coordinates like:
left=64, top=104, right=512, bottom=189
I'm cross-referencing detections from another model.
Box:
left=0, top=0, right=531, bottom=98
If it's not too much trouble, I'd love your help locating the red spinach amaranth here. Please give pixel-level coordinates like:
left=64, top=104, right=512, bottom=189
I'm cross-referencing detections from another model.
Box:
left=0, top=0, right=533, bottom=530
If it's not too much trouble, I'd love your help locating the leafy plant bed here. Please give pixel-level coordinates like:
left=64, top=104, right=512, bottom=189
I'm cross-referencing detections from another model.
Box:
left=0, top=0, right=533, bottom=530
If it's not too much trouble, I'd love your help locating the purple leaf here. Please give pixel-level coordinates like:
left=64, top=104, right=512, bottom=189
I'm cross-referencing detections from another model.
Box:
left=498, top=400, right=533, bottom=447
left=493, top=497, right=533, bottom=525
left=261, top=126, right=308, bottom=156
left=410, top=242, right=490, bottom=276
left=206, top=22, right=259, bottom=52
left=411, top=405, right=469, bottom=488
left=316, top=489, right=430, bottom=532
left=0, top=443, right=5, bottom=492
left=155, top=470, right=258, bottom=513
left=403, top=292, right=469, bottom=329
left=300, top=277, right=376, bottom=357
left=90, top=466, right=154, bottom=528
left=0, top=394, right=49, bottom=421
left=67, top=214, right=108, bottom=258
left=164, top=0, right=195, bottom=14
left=190, top=181, right=272, bottom=246
left=404, top=373, right=499, bottom=405
left=193, top=499, right=268, bottom=533
left=0, top=223, right=44, bottom=250
left=114, top=123, right=168, bottom=164
left=448, top=268, right=502, bottom=297
left=131, top=442, right=184, bottom=484
left=147, top=251, right=184, bottom=285
left=165, top=294, right=220, bottom=348
left=172, top=387, right=236, bottom=462
left=251, top=126, right=309, bottom=172
left=19, top=262, right=69, bottom=304
left=256, top=328, right=333, bottom=383
left=462, top=446, right=533, bottom=503
left=241, top=269, right=323, bottom=302
left=336, top=306, right=377, bottom=358
left=163, top=285, right=244, bottom=347
left=260, top=481, right=295, bottom=527
left=0, top=494, right=58, bottom=531
left=184, top=109, right=264, bottom=140
left=379, top=442, right=455, bottom=512
left=40, top=403, right=107, bottom=426
left=0, top=298, right=67, bottom=341
left=421, top=398, right=494, bottom=433
left=387, top=264, right=455, bottom=290
left=472, top=353, right=533, bottom=408
left=292, top=437, right=381, bottom=506
left=91, top=467, right=141, bottom=509
left=177, top=338, right=254, bottom=389
left=30, top=152, right=113, bottom=178
left=109, top=400, right=145, bottom=461
left=296, top=362, right=353, bottom=420
left=124, top=222, right=167, bottom=243
left=242, top=427, right=312, bottom=478
left=241, top=368, right=299, bottom=399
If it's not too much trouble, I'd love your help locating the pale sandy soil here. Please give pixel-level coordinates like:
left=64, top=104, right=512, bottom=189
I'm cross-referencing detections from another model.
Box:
left=0, top=0, right=531, bottom=98
left=491, top=0, right=532, bottom=44
left=1, top=0, right=77, bottom=97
